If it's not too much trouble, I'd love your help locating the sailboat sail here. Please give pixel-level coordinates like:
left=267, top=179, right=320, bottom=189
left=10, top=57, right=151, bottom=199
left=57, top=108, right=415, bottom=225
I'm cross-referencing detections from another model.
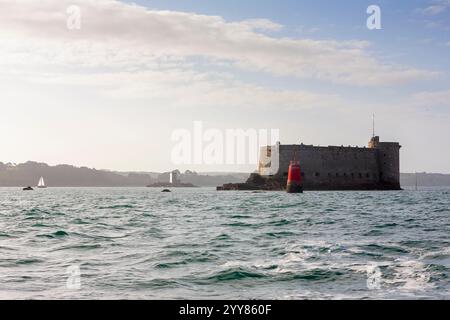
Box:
left=38, top=177, right=46, bottom=188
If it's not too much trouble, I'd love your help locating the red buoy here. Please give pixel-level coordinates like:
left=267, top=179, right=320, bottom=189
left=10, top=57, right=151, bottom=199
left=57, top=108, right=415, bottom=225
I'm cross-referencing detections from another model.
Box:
left=286, top=160, right=303, bottom=193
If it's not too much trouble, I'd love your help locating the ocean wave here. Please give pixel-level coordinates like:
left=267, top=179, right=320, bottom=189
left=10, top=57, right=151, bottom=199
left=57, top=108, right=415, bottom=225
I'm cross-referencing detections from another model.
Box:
left=1, top=187, right=448, bottom=299
left=51, top=244, right=102, bottom=251
left=280, top=268, right=345, bottom=282
left=37, top=230, right=68, bottom=238
left=97, top=204, right=134, bottom=209
left=15, top=258, right=44, bottom=265
left=200, top=267, right=267, bottom=283
left=383, top=260, right=436, bottom=292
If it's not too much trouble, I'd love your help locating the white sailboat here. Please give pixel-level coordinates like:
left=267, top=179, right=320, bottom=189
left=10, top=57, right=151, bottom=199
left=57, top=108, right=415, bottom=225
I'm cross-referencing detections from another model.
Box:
left=37, top=176, right=47, bottom=189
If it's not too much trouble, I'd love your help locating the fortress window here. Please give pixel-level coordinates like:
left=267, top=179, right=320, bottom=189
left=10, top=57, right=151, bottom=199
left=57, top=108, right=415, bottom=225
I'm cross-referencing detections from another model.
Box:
left=336, top=173, right=339, bottom=177
left=344, top=173, right=347, bottom=177
left=351, top=173, right=354, bottom=178
left=359, top=173, right=362, bottom=178
left=366, top=173, right=370, bottom=178
left=315, top=172, right=320, bottom=177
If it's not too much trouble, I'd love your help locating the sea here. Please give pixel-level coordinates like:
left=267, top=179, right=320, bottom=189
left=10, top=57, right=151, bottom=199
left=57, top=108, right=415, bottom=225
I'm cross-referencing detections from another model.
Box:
left=0, top=187, right=448, bottom=300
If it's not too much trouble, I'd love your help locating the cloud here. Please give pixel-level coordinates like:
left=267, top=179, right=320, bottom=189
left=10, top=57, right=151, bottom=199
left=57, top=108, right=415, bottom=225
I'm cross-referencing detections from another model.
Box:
left=26, top=68, right=342, bottom=110
left=296, top=26, right=320, bottom=34
left=238, top=19, right=284, bottom=32
left=411, top=90, right=450, bottom=108
left=419, top=0, right=450, bottom=15
left=0, top=0, right=439, bottom=89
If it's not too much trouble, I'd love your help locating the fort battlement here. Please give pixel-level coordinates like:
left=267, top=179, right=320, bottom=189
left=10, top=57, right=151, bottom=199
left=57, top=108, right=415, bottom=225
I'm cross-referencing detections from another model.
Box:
left=256, top=136, right=401, bottom=190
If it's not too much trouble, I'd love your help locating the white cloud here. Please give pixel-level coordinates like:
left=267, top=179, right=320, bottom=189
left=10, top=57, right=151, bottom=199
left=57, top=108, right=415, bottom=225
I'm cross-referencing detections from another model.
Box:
left=0, top=0, right=439, bottom=88
left=419, top=0, right=450, bottom=15
left=411, top=90, right=450, bottom=108
left=25, top=68, right=341, bottom=110
left=296, top=26, right=320, bottom=34
left=238, top=19, right=284, bottom=32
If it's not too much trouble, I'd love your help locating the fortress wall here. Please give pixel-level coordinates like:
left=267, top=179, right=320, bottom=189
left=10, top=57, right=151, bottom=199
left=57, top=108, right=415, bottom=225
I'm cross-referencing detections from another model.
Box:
left=258, top=136, right=401, bottom=190
left=375, top=142, right=401, bottom=189
left=276, top=145, right=380, bottom=189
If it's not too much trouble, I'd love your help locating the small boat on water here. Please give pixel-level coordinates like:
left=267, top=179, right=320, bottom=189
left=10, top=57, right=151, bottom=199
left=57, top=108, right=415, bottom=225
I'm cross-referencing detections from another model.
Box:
left=37, top=176, right=47, bottom=189
left=23, top=186, right=33, bottom=191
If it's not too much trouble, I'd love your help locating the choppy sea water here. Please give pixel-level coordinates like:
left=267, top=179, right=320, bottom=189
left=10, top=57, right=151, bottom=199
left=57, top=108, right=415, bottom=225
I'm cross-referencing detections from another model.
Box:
left=0, top=187, right=448, bottom=300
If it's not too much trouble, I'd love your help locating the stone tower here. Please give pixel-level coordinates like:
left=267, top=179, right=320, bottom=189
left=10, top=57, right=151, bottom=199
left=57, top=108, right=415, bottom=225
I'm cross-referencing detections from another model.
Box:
left=368, top=136, right=401, bottom=189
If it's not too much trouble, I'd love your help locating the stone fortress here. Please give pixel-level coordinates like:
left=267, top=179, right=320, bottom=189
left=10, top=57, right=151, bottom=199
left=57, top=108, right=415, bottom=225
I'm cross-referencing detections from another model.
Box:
left=218, top=136, right=401, bottom=191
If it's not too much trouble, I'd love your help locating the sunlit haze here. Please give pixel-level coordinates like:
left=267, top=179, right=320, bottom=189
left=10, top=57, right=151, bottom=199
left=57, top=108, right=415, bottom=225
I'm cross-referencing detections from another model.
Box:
left=1, top=0, right=449, bottom=173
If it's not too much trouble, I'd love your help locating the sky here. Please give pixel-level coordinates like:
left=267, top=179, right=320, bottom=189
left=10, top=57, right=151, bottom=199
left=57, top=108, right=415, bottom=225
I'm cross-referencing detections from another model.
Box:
left=0, top=0, right=449, bottom=173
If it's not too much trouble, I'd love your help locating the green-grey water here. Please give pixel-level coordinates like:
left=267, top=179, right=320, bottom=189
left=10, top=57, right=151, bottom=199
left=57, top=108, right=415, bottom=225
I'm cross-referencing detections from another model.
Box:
left=0, top=187, right=448, bottom=299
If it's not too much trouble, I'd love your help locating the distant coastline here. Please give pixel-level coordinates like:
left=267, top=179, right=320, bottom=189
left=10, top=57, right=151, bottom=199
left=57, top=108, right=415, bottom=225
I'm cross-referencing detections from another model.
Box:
left=0, top=161, right=248, bottom=187
left=0, top=161, right=449, bottom=188
left=400, top=172, right=450, bottom=187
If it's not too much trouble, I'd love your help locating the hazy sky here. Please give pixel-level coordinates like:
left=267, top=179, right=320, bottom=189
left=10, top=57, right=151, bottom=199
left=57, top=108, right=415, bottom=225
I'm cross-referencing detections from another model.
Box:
left=1, top=0, right=449, bottom=173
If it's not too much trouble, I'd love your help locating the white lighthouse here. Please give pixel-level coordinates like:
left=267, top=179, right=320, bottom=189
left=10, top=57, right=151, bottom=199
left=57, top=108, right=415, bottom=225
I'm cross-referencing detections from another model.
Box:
left=169, top=171, right=179, bottom=185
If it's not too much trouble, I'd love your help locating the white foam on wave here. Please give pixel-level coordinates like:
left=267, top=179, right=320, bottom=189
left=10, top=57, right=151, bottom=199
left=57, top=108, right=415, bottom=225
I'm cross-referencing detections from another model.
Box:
left=274, top=241, right=358, bottom=274
left=221, top=259, right=277, bottom=271
left=384, top=259, right=435, bottom=293
left=221, top=260, right=243, bottom=268
left=418, top=246, right=450, bottom=261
